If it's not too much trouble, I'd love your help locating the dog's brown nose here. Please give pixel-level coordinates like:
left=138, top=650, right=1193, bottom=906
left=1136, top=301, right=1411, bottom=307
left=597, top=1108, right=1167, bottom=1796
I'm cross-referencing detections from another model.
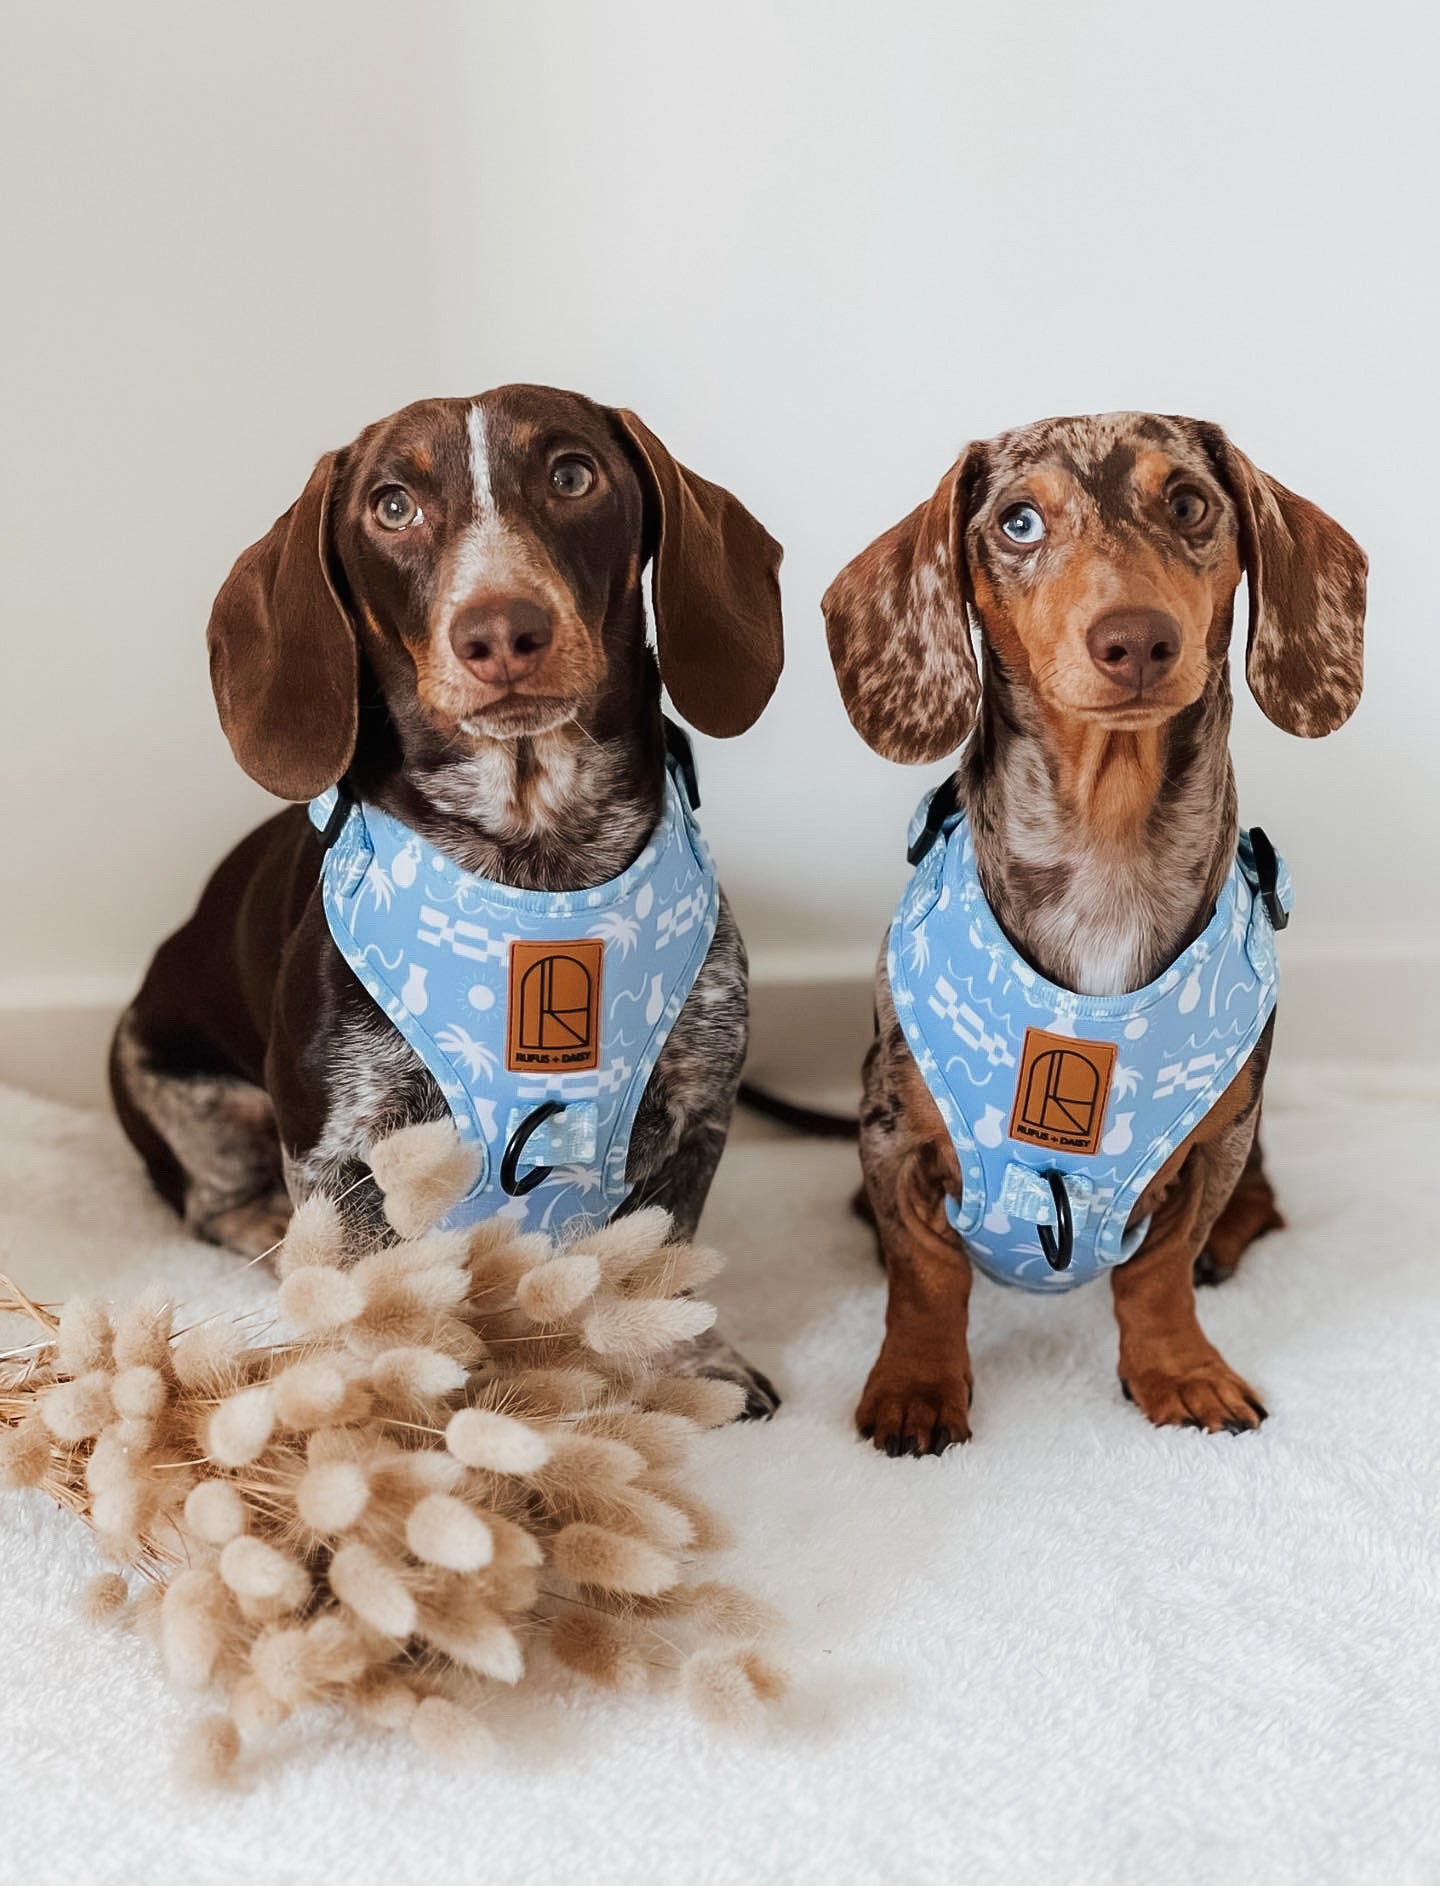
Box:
left=449, top=597, right=555, bottom=685
left=1086, top=609, right=1182, bottom=691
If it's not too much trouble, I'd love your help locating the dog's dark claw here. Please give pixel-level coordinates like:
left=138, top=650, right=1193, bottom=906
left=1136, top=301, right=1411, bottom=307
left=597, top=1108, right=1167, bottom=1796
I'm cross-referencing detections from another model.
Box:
left=884, top=1435, right=901, bottom=1458
left=738, top=1366, right=782, bottom=1422
left=930, top=1425, right=951, bottom=1456
left=1120, top=1379, right=1134, bottom=1404
left=1193, top=1247, right=1235, bottom=1288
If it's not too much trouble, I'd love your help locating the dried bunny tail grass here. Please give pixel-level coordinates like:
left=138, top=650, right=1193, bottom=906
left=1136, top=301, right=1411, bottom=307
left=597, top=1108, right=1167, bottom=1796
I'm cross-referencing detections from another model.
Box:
left=465, top=1238, right=534, bottom=1299
left=161, top=1566, right=234, bottom=1691
left=111, top=1364, right=167, bottom=1421
left=185, top=1480, right=247, bottom=1545
left=328, top=1541, right=418, bottom=1639
left=370, top=1346, right=467, bottom=1404
left=446, top=1407, right=551, bottom=1475
left=219, top=1537, right=311, bottom=1611
left=515, top=1253, right=601, bottom=1325
left=421, top=1603, right=524, bottom=1684
left=550, top=1523, right=678, bottom=1598
left=405, top=1494, right=494, bottom=1572
left=207, top=1386, right=276, bottom=1468
left=272, top=1356, right=351, bottom=1428
left=635, top=1373, right=747, bottom=1429
left=574, top=1208, right=674, bottom=1280
left=409, top=1694, right=495, bottom=1766
left=275, top=1192, right=348, bottom=1280
left=485, top=1367, right=606, bottom=1418
left=296, top=1458, right=370, bottom=1532
left=250, top=1613, right=372, bottom=1706
left=683, top=1648, right=789, bottom=1729
left=548, top=1609, right=653, bottom=1694
left=55, top=1296, right=112, bottom=1377
left=368, top=1121, right=483, bottom=1239
left=110, top=1288, right=173, bottom=1371
left=0, top=1415, right=54, bottom=1489
left=581, top=1295, right=716, bottom=1361
left=608, top=1487, right=696, bottom=1555
left=171, top=1321, right=247, bottom=1394
left=536, top=1434, right=647, bottom=1497
left=353, top=1671, right=420, bottom=1731
left=278, top=1266, right=365, bottom=1333
left=231, top=1673, right=291, bottom=1741
left=620, top=1242, right=726, bottom=1300
left=574, top=1409, right=696, bottom=1471
left=80, top=1572, right=131, bottom=1626
left=643, top=1481, right=734, bottom=1555
left=175, top=1712, right=242, bottom=1789
left=41, top=1370, right=114, bottom=1443
left=674, top=1581, right=783, bottom=1643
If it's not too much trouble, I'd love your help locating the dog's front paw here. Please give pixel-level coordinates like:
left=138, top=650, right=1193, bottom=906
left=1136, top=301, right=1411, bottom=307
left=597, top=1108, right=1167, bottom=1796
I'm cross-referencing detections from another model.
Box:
left=1121, top=1357, right=1267, bottom=1434
left=856, top=1362, right=971, bottom=1457
left=670, top=1329, right=781, bottom=1422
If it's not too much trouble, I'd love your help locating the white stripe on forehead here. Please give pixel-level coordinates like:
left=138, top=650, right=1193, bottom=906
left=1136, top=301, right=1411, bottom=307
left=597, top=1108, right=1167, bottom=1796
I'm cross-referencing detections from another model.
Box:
left=466, top=402, right=494, bottom=514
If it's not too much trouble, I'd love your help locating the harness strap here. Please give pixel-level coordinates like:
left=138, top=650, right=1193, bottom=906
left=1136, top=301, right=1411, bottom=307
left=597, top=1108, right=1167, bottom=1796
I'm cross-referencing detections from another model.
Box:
left=663, top=717, right=701, bottom=812
left=316, top=782, right=354, bottom=851
left=907, top=774, right=961, bottom=866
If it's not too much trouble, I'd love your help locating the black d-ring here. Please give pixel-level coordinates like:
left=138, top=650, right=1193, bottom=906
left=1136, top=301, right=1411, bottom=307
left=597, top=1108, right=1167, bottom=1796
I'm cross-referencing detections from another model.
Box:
left=500, top=1101, right=566, bottom=1197
left=1037, top=1170, right=1074, bottom=1272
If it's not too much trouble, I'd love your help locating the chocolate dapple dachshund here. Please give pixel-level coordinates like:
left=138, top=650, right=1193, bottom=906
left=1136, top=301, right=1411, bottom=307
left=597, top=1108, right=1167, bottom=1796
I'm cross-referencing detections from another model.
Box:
left=824, top=413, right=1366, bottom=1454
left=111, top=386, right=784, bottom=1415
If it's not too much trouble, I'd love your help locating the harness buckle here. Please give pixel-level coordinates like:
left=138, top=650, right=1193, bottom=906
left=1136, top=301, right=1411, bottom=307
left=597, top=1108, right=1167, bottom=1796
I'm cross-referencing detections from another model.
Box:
left=1247, top=826, right=1289, bottom=932
left=316, top=783, right=354, bottom=851
left=907, top=774, right=961, bottom=867
left=663, top=717, right=701, bottom=812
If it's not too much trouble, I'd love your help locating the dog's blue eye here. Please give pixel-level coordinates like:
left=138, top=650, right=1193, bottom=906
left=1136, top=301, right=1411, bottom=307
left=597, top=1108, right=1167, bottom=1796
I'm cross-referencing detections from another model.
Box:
left=1000, top=503, right=1045, bottom=545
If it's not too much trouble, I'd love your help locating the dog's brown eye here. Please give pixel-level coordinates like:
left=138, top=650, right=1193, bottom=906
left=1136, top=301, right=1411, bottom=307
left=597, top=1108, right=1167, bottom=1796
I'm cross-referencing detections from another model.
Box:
left=1168, top=485, right=1209, bottom=529
left=373, top=487, right=421, bottom=531
left=550, top=456, right=596, bottom=499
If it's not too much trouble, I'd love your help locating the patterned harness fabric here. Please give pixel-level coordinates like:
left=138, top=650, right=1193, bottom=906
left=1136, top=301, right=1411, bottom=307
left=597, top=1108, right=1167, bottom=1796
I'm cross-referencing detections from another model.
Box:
left=309, top=764, right=719, bottom=1238
left=889, top=792, right=1290, bottom=1292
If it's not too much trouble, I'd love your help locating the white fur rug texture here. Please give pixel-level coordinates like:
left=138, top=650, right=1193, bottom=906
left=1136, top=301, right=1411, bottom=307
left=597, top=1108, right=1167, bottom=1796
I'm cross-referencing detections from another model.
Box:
left=0, top=1065, right=1437, bottom=1886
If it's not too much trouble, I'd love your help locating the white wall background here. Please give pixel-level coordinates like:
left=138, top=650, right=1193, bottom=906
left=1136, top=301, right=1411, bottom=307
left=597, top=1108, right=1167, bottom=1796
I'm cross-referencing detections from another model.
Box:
left=3, top=2, right=1436, bottom=1035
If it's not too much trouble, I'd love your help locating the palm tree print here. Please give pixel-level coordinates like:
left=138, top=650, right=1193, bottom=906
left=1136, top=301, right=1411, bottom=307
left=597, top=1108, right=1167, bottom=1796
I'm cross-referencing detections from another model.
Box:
left=590, top=911, right=641, bottom=955
left=363, top=862, right=395, bottom=911
left=434, top=1024, right=499, bottom=1081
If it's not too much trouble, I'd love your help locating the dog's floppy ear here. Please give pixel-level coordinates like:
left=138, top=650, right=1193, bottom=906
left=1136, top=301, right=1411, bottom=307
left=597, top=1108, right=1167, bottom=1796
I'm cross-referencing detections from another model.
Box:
left=206, top=452, right=358, bottom=799
left=1200, top=427, right=1367, bottom=738
left=612, top=410, right=784, bottom=737
left=823, top=450, right=981, bottom=764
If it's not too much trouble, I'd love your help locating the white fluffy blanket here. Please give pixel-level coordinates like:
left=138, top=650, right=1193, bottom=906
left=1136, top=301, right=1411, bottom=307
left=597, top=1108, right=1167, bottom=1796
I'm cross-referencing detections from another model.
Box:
left=1, top=1068, right=1436, bottom=1885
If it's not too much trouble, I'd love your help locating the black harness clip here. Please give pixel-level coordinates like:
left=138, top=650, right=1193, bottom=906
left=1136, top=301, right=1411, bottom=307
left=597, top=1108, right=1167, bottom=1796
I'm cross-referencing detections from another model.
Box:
left=907, top=775, right=961, bottom=867
left=1248, top=826, right=1289, bottom=932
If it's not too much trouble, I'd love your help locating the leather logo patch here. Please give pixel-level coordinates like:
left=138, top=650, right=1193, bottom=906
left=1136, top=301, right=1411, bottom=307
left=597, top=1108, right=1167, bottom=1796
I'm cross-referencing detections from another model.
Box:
left=1008, top=1027, right=1116, bottom=1156
left=506, top=939, right=605, bottom=1072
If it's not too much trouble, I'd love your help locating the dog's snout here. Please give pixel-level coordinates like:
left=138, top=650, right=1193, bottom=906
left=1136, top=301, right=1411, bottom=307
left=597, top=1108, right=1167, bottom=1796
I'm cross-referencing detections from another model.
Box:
left=448, top=596, right=555, bottom=686
left=1085, top=609, right=1182, bottom=692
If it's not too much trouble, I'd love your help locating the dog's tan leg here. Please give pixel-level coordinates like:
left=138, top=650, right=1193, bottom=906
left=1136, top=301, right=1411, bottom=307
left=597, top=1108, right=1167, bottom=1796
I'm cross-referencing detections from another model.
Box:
left=1194, top=1126, right=1284, bottom=1285
left=857, top=1143, right=974, bottom=1455
left=855, top=977, right=973, bottom=1455
left=1112, top=1123, right=1268, bottom=1433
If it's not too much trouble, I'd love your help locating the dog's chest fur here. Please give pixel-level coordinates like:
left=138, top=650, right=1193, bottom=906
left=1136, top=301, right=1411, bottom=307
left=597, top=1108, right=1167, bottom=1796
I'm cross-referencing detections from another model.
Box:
left=964, top=682, right=1236, bottom=997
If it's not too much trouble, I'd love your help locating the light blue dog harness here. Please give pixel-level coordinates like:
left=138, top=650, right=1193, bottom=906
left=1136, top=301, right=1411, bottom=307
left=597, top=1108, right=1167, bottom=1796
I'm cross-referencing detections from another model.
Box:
left=309, top=736, right=718, bottom=1238
left=889, top=783, right=1291, bottom=1292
